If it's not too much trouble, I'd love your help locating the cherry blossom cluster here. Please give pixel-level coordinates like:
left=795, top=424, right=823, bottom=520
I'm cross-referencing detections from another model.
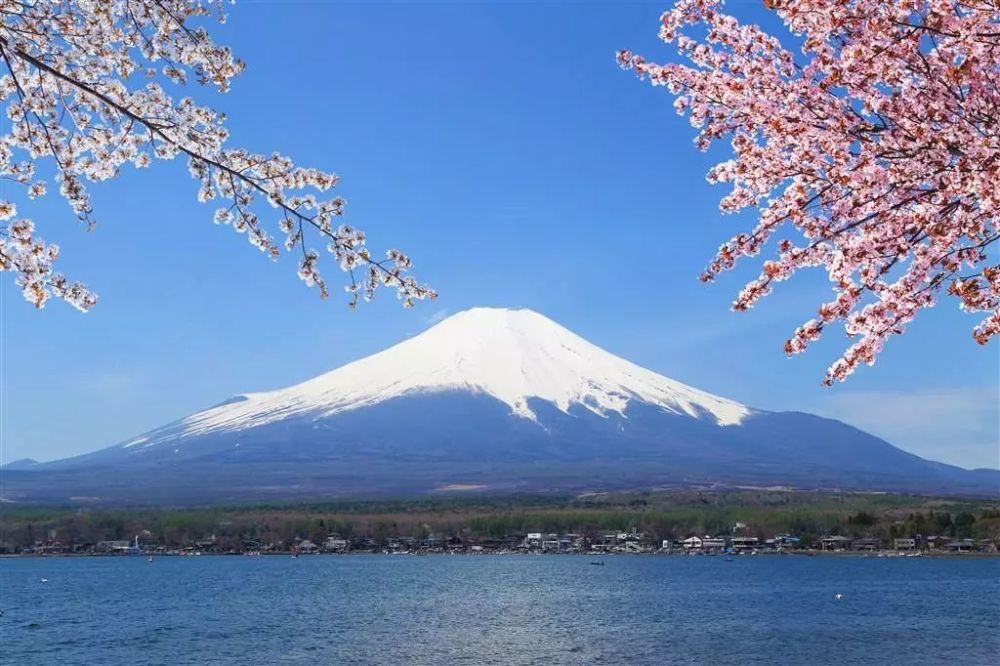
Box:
left=0, top=0, right=434, bottom=310
left=620, top=0, right=998, bottom=383
left=0, top=206, right=95, bottom=310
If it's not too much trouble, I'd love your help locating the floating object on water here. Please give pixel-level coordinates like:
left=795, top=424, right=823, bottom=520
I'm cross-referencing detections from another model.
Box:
left=148, top=556, right=154, bottom=563
left=40, top=579, right=48, bottom=583
left=834, top=593, right=844, bottom=600
left=589, top=561, right=605, bottom=566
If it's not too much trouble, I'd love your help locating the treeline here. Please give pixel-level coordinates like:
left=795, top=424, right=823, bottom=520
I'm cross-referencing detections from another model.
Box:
left=2, top=490, right=998, bottom=551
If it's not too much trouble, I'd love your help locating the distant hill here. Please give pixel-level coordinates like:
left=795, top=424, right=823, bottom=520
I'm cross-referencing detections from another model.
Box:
left=5, top=308, right=997, bottom=505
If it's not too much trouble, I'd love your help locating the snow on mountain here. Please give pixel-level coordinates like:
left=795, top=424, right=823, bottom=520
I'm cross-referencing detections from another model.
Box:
left=11, top=306, right=998, bottom=505
left=124, top=308, right=751, bottom=450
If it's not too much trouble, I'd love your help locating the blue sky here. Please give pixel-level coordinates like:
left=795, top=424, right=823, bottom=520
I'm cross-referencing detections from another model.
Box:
left=2, top=1, right=997, bottom=469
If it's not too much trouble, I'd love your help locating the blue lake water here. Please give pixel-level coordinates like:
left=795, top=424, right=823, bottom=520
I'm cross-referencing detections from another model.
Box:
left=1, top=555, right=997, bottom=665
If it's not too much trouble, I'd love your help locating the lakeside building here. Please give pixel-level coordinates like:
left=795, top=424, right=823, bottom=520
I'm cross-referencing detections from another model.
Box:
left=821, top=536, right=851, bottom=551
left=588, top=531, right=646, bottom=553
left=384, top=537, right=421, bottom=552
left=295, top=540, right=319, bottom=554
left=851, top=538, right=879, bottom=552
left=96, top=537, right=142, bottom=555
left=678, top=535, right=729, bottom=553
left=26, top=539, right=76, bottom=555
left=731, top=537, right=759, bottom=552
left=945, top=539, right=975, bottom=552
left=894, top=538, right=917, bottom=551
left=774, top=535, right=801, bottom=548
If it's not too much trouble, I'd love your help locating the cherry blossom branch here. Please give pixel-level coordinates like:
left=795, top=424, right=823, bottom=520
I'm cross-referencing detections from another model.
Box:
left=0, top=1, right=435, bottom=310
left=620, top=0, right=999, bottom=384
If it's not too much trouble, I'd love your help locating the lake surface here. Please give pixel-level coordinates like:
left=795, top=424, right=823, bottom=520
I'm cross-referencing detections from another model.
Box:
left=1, top=555, right=997, bottom=665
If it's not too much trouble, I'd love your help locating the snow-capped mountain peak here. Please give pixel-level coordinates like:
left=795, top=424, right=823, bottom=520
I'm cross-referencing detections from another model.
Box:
left=125, top=307, right=751, bottom=449
left=26, top=307, right=995, bottom=503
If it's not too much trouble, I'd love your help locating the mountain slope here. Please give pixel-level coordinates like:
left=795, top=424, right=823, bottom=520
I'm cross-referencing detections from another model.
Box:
left=7, top=308, right=997, bottom=504
left=124, top=307, right=751, bottom=450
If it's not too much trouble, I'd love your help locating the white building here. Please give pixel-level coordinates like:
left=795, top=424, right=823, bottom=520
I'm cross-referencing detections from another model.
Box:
left=731, top=536, right=759, bottom=551
left=524, top=533, right=544, bottom=549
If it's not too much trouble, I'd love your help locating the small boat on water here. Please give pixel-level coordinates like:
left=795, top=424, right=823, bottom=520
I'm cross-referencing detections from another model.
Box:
left=589, top=561, right=605, bottom=566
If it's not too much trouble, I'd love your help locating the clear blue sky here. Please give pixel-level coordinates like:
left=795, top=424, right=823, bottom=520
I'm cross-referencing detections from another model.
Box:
left=2, top=1, right=997, bottom=469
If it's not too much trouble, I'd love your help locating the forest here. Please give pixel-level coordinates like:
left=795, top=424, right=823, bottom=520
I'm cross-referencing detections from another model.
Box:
left=2, top=490, right=997, bottom=553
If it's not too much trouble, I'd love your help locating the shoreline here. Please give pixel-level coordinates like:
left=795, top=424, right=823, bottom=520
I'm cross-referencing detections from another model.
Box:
left=3, top=550, right=998, bottom=560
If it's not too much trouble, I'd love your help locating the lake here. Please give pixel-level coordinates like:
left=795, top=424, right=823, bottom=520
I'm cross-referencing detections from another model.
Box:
left=1, top=555, right=997, bottom=665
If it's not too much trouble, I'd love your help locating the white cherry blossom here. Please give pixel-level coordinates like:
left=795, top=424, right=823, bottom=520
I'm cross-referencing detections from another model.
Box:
left=0, top=1, right=434, bottom=311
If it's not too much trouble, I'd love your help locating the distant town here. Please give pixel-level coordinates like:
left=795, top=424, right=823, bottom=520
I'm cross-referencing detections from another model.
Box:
left=10, top=526, right=995, bottom=558
left=3, top=489, right=998, bottom=558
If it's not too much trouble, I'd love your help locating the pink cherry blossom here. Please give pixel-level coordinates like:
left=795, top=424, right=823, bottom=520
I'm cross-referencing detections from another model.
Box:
left=0, top=1, right=434, bottom=311
left=620, top=0, right=999, bottom=384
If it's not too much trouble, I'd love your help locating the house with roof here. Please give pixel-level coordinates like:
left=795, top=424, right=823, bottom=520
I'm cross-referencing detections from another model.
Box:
left=296, top=539, right=319, bottom=554
left=731, top=536, right=759, bottom=552
left=945, top=539, right=975, bottom=552
left=524, top=533, right=543, bottom=549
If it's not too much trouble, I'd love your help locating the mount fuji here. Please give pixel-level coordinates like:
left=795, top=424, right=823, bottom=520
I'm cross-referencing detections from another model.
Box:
left=6, top=308, right=997, bottom=504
